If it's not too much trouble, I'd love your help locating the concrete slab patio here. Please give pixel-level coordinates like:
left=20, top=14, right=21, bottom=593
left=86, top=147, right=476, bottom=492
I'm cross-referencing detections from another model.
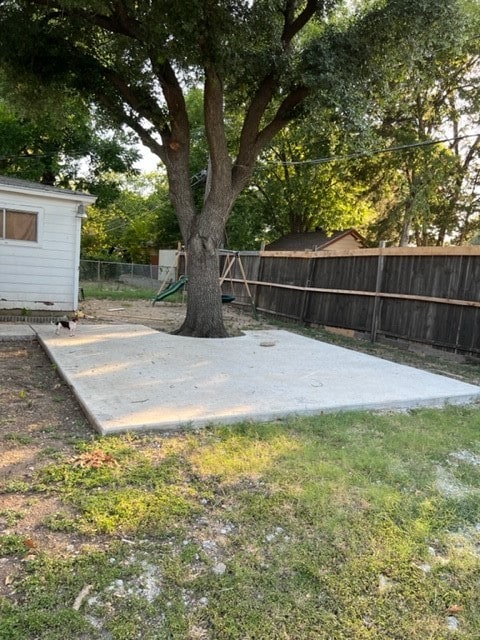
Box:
left=0, top=323, right=36, bottom=340
left=23, top=323, right=480, bottom=435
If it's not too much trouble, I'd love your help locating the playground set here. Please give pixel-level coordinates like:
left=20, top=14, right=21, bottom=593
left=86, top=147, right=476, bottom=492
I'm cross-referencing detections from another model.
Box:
left=152, top=250, right=254, bottom=309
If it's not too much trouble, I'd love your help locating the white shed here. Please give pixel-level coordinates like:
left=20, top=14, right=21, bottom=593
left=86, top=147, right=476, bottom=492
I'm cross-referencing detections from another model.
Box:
left=0, top=176, right=96, bottom=313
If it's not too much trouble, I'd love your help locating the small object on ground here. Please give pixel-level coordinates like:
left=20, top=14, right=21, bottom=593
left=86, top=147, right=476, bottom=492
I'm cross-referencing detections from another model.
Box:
left=72, top=450, right=119, bottom=468
left=213, top=562, right=227, bottom=575
left=73, top=584, right=92, bottom=610
left=447, top=616, right=460, bottom=631
left=259, top=341, right=276, bottom=347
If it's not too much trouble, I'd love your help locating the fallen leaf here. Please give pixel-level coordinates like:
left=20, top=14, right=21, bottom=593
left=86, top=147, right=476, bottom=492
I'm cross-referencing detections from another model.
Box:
left=24, top=538, right=37, bottom=549
left=447, top=604, right=464, bottom=614
left=72, top=450, right=119, bottom=469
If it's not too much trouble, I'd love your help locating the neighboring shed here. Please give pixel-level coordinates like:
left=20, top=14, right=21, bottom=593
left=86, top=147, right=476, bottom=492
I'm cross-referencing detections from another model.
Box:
left=0, top=176, right=96, bottom=313
left=264, top=229, right=366, bottom=252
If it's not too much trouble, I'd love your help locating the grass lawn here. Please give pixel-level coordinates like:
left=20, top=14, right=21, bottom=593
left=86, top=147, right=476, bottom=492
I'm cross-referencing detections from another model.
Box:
left=80, top=281, right=185, bottom=303
left=81, top=281, right=160, bottom=301
left=1, top=407, right=479, bottom=639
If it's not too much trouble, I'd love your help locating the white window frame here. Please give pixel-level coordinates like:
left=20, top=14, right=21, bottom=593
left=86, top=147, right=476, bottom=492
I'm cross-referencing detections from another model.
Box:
left=0, top=205, right=43, bottom=246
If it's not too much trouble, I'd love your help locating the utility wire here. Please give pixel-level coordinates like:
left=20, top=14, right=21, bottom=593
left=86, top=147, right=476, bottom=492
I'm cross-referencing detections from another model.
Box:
left=259, top=132, right=480, bottom=168
left=2, top=133, right=479, bottom=172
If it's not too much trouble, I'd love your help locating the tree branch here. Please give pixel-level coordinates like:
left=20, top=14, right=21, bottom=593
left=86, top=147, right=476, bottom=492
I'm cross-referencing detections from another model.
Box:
left=234, top=1, right=318, bottom=191
left=282, top=0, right=319, bottom=47
left=147, top=58, right=197, bottom=233
left=235, top=74, right=277, bottom=178
left=233, top=85, right=309, bottom=192
left=149, top=58, right=190, bottom=148
left=96, top=92, right=166, bottom=163
left=462, top=135, right=480, bottom=172
left=29, top=0, right=142, bottom=38
left=203, top=63, right=232, bottom=207
left=101, top=67, right=166, bottom=131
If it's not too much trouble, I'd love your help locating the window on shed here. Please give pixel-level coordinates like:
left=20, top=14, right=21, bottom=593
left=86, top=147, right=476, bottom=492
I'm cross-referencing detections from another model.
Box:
left=0, top=209, right=38, bottom=241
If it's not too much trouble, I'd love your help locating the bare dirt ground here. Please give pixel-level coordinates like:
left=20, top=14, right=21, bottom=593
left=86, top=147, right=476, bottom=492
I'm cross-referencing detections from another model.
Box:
left=0, top=339, right=94, bottom=596
left=79, top=297, right=270, bottom=335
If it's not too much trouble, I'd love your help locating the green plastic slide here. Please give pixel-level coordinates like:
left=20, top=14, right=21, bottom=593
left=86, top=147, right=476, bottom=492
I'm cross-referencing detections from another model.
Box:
left=152, top=274, right=236, bottom=305
left=152, top=275, right=188, bottom=305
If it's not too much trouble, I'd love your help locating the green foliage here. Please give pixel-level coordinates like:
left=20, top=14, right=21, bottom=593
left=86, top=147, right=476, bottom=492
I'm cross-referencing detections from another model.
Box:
left=251, top=123, right=376, bottom=240
left=44, top=512, right=77, bottom=533
left=81, top=173, right=180, bottom=261
left=0, top=509, right=25, bottom=527
left=3, top=432, right=33, bottom=445
left=37, top=439, right=198, bottom=535
left=0, top=480, right=31, bottom=494
left=0, top=533, right=29, bottom=556
left=225, top=189, right=267, bottom=249
left=0, top=547, right=135, bottom=640
left=0, top=73, right=140, bottom=204
left=330, top=0, right=480, bottom=246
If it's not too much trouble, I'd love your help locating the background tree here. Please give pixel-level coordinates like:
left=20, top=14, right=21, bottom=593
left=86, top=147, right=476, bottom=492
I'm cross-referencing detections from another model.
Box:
left=82, top=174, right=180, bottom=262
left=331, top=0, right=480, bottom=246
left=0, top=75, right=140, bottom=205
left=0, top=0, right=463, bottom=335
left=249, top=119, right=375, bottom=241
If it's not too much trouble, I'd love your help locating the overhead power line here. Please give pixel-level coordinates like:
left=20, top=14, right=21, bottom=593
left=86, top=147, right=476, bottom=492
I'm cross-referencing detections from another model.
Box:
left=1, top=133, right=479, bottom=171
left=259, top=132, right=480, bottom=168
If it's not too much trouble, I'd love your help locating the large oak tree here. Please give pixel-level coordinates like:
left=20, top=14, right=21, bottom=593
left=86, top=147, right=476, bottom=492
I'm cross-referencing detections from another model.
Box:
left=0, top=0, right=460, bottom=336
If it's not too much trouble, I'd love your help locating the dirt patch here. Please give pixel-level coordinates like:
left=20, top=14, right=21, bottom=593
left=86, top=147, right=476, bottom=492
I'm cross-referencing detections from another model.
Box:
left=79, top=298, right=269, bottom=335
left=0, top=341, right=97, bottom=596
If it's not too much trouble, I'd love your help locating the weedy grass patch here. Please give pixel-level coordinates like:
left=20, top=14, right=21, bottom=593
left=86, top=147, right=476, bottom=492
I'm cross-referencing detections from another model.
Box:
left=1, top=406, right=479, bottom=639
left=80, top=281, right=185, bottom=303
left=81, top=282, right=157, bottom=301
left=35, top=438, right=199, bottom=536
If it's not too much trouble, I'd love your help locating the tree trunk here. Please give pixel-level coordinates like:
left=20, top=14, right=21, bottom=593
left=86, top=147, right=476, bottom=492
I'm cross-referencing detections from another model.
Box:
left=399, top=212, right=411, bottom=246
left=173, top=230, right=228, bottom=338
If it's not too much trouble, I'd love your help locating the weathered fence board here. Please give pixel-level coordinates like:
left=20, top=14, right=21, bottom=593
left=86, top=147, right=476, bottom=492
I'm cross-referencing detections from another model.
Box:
left=220, top=248, right=480, bottom=355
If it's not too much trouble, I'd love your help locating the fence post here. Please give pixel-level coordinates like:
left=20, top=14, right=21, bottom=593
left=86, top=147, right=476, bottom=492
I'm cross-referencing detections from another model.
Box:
left=301, top=256, right=317, bottom=324
left=253, top=251, right=262, bottom=312
left=371, top=241, right=386, bottom=342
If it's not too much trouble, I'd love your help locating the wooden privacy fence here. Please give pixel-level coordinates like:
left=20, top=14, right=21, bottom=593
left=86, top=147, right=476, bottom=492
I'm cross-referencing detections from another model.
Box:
left=218, top=247, right=480, bottom=356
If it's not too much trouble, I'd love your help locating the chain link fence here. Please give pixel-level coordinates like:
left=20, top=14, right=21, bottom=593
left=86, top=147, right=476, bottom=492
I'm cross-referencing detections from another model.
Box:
left=80, top=260, right=159, bottom=281
left=80, top=260, right=161, bottom=289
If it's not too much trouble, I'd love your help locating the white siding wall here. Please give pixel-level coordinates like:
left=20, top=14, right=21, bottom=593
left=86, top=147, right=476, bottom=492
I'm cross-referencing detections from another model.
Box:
left=0, top=190, right=81, bottom=311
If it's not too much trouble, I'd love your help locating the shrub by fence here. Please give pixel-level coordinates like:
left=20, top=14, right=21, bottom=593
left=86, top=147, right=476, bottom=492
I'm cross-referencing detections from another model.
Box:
left=219, top=247, right=480, bottom=356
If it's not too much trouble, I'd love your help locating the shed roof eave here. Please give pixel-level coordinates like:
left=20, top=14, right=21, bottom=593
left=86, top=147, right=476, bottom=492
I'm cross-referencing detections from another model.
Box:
left=0, top=176, right=97, bottom=204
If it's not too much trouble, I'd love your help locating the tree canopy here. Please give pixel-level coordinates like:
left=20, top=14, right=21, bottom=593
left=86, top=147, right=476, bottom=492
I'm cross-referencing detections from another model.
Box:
left=0, top=74, right=140, bottom=204
left=0, top=0, right=470, bottom=335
